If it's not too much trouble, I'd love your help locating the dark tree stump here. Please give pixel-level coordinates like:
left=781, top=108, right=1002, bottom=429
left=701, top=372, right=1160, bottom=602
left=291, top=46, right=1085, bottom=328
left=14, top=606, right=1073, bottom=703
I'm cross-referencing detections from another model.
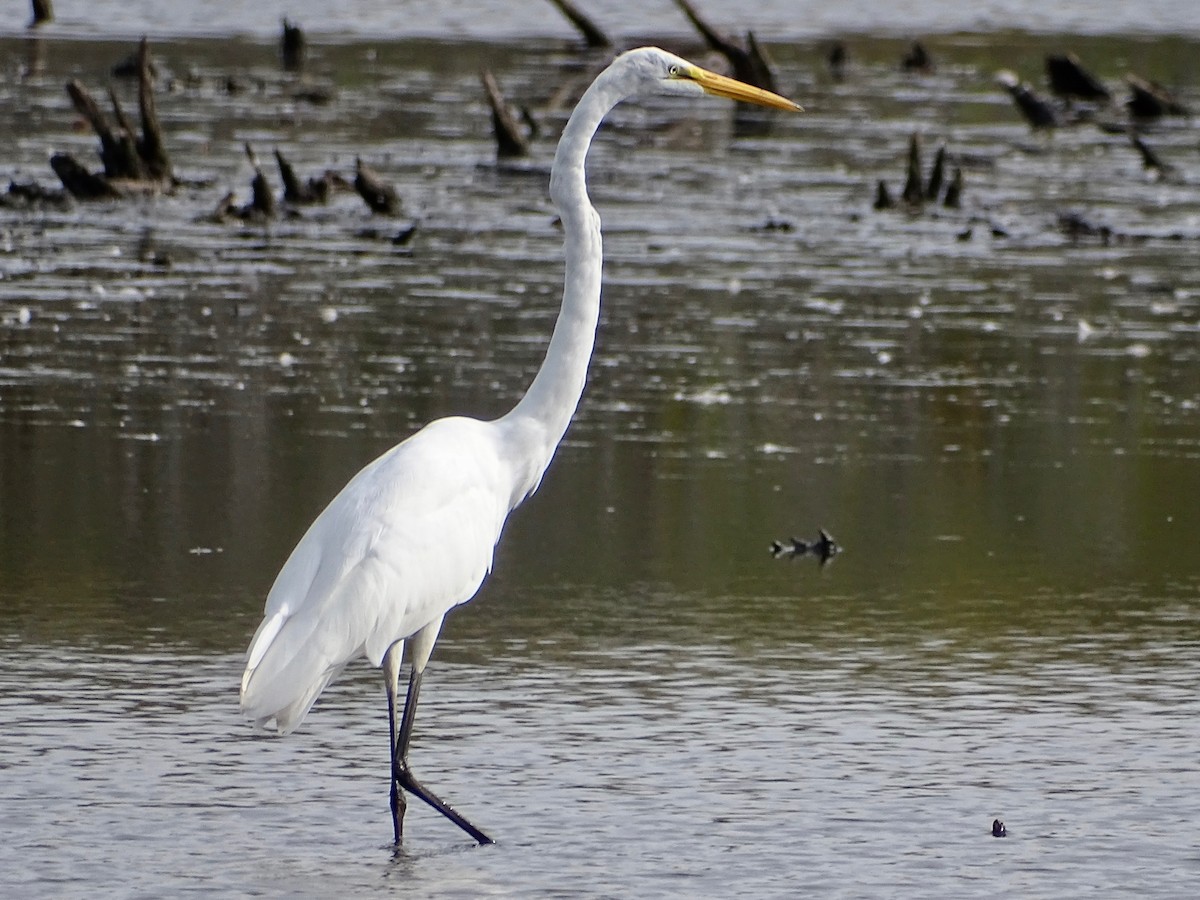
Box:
left=244, top=144, right=276, bottom=218
left=61, top=38, right=172, bottom=191
left=354, top=158, right=401, bottom=215
left=943, top=168, right=963, bottom=208
left=481, top=69, right=530, bottom=159
left=1046, top=53, right=1110, bottom=101
left=673, top=0, right=776, bottom=92
left=925, top=145, right=946, bottom=202
left=30, top=0, right=53, bottom=27
left=544, top=0, right=610, bottom=48
left=136, top=38, right=172, bottom=180
left=902, top=133, right=924, bottom=205
left=274, top=149, right=335, bottom=204
left=50, top=153, right=121, bottom=199
left=281, top=19, right=305, bottom=72
left=1125, top=74, right=1188, bottom=118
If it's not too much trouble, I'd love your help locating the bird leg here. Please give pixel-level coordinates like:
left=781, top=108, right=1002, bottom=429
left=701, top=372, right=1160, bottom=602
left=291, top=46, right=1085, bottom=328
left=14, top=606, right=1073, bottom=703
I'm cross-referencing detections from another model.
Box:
left=391, top=666, right=495, bottom=846
left=386, top=671, right=407, bottom=843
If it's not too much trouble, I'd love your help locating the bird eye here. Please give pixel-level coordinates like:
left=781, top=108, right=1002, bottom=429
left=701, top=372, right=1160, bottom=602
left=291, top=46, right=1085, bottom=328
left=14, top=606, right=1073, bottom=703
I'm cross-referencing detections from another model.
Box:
left=668, top=65, right=680, bottom=77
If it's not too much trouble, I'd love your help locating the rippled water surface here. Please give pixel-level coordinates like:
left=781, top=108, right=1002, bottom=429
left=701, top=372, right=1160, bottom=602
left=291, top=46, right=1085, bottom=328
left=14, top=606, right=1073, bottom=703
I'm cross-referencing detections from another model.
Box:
left=1, top=15, right=1199, bottom=899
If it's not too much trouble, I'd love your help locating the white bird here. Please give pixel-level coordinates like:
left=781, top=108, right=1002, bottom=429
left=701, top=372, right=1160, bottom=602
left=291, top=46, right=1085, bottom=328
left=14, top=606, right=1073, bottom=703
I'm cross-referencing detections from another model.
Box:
left=239, top=46, right=801, bottom=846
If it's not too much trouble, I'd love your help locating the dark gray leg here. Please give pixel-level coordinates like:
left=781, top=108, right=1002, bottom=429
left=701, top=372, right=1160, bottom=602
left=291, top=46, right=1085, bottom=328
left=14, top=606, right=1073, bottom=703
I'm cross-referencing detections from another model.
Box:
left=391, top=667, right=495, bottom=846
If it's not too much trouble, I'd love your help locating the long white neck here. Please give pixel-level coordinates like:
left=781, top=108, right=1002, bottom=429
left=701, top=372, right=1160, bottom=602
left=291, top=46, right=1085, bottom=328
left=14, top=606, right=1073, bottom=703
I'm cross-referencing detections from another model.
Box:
left=496, top=68, right=627, bottom=506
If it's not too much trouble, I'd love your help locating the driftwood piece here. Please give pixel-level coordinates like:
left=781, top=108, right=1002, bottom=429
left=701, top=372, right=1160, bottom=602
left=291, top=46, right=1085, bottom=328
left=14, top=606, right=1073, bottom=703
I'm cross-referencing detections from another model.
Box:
left=281, top=19, right=305, bottom=72
left=673, top=0, right=775, bottom=91
left=942, top=168, right=962, bottom=208
left=872, top=180, right=892, bottom=211
left=901, top=133, right=923, bottom=204
left=901, top=41, right=934, bottom=74
left=481, top=69, right=530, bottom=158
left=244, top=144, right=276, bottom=218
left=1130, top=134, right=1163, bottom=170
left=827, top=42, right=847, bottom=82
left=996, top=70, right=1059, bottom=128
left=1125, top=74, right=1188, bottom=118
left=30, top=0, right=53, bottom=27
left=354, top=158, right=400, bottom=215
left=1046, top=53, right=1110, bottom=101
left=4, top=179, right=69, bottom=208
left=107, top=87, right=147, bottom=179
left=925, top=145, right=946, bottom=201
left=545, top=0, right=610, bottom=48
left=50, top=152, right=121, bottom=199
left=275, top=149, right=328, bottom=204
left=61, top=38, right=172, bottom=192
left=875, top=135, right=963, bottom=212
left=770, top=529, right=840, bottom=565
left=66, top=79, right=128, bottom=178
left=1129, top=133, right=1174, bottom=181
left=136, top=38, right=171, bottom=180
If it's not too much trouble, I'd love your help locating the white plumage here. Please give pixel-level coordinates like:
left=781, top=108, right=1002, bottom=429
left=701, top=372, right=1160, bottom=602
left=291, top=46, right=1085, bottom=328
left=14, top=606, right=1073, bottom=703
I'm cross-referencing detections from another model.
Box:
left=241, top=417, right=512, bottom=732
left=238, top=46, right=800, bottom=845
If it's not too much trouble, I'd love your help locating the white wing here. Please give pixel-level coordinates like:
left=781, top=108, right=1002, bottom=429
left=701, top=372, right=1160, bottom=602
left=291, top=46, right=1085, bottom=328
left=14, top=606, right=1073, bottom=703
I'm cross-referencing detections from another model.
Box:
left=240, top=416, right=512, bottom=733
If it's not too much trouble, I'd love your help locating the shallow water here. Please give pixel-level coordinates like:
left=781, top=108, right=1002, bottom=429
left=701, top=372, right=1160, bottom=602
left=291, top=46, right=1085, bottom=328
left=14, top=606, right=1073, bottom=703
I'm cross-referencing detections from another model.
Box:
left=6, top=0, right=1200, bottom=40
left=2, top=19, right=1199, bottom=899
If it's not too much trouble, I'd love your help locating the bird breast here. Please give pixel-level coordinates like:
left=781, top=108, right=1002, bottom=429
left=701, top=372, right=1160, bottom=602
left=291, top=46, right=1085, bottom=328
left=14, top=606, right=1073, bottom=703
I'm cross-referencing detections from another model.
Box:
left=260, top=416, right=513, bottom=669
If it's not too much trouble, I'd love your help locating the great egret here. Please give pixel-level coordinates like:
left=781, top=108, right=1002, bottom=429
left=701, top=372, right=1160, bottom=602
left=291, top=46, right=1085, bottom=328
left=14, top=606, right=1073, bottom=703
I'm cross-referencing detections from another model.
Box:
left=240, top=46, right=801, bottom=846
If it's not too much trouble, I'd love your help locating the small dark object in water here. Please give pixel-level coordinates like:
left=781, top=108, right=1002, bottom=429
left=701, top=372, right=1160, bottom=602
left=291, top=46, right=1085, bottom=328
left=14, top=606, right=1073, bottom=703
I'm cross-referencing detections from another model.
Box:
left=1129, top=133, right=1171, bottom=180
left=876, top=135, right=959, bottom=211
left=393, top=224, right=419, bottom=246
left=925, top=145, right=945, bottom=202
left=211, top=191, right=238, bottom=221
left=242, top=144, right=276, bottom=218
left=942, top=167, right=963, bottom=208
left=63, top=38, right=172, bottom=185
left=49, top=152, right=121, bottom=199
left=992, top=819, right=1007, bottom=838
left=291, top=85, right=335, bottom=106
left=4, top=179, right=69, bottom=208
left=111, top=50, right=159, bottom=81
left=901, top=41, right=933, bottom=74
left=674, top=0, right=776, bottom=92
left=66, top=79, right=139, bottom=180
left=902, top=132, right=924, bottom=205
left=30, top=0, right=53, bottom=27
left=770, top=529, right=840, bottom=565
left=827, top=42, right=846, bottom=81
left=1125, top=74, right=1188, bottom=118
left=1045, top=53, right=1110, bottom=101
left=281, top=18, right=305, bottom=72
left=545, top=0, right=611, bottom=48
left=135, top=38, right=172, bottom=181
left=354, top=157, right=401, bottom=215
left=1058, top=211, right=1113, bottom=243
left=481, top=69, right=531, bottom=159
left=274, top=149, right=331, bottom=204
left=754, top=217, right=793, bottom=232
left=996, top=70, right=1059, bottom=128
left=873, top=179, right=893, bottom=211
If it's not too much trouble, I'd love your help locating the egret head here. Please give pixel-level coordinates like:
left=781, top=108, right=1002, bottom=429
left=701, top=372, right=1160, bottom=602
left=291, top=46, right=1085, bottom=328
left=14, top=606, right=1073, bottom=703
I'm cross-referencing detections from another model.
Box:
left=614, top=46, right=802, bottom=112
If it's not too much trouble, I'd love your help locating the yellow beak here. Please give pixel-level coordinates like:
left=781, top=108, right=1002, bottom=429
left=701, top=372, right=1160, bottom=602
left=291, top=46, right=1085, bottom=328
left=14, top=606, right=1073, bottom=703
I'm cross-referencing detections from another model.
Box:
left=684, top=65, right=803, bottom=112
